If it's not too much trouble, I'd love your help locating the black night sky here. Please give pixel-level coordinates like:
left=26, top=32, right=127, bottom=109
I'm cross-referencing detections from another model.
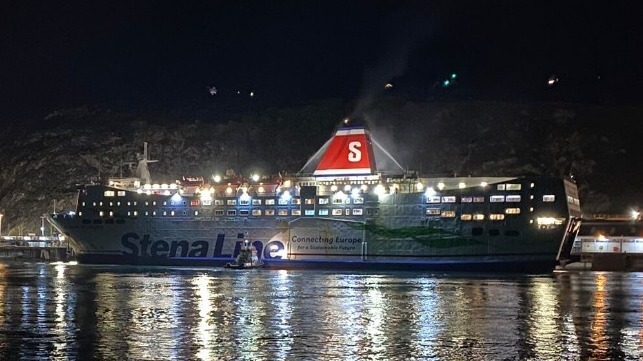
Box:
left=2, top=1, right=643, bottom=116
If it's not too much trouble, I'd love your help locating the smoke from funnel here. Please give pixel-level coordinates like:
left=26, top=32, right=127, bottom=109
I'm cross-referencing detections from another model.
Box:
left=353, top=8, right=431, bottom=117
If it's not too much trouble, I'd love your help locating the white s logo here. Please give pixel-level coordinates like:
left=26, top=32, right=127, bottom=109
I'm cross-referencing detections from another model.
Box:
left=348, top=141, right=362, bottom=162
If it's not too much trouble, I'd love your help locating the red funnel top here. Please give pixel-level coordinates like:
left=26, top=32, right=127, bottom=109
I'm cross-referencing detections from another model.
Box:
left=313, top=126, right=376, bottom=176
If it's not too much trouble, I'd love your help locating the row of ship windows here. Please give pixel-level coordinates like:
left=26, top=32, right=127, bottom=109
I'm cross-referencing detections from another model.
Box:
left=427, top=208, right=520, bottom=220
left=427, top=195, right=555, bottom=204
left=87, top=207, right=378, bottom=218
left=103, top=183, right=525, bottom=198
left=88, top=197, right=364, bottom=208
left=92, top=194, right=563, bottom=207
left=84, top=207, right=521, bottom=220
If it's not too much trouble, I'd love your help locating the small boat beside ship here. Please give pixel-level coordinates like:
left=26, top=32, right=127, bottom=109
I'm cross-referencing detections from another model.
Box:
left=224, top=239, right=264, bottom=269
left=47, top=119, right=583, bottom=272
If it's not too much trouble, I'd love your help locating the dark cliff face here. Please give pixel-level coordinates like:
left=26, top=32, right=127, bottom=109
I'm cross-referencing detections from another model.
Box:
left=0, top=99, right=640, bottom=235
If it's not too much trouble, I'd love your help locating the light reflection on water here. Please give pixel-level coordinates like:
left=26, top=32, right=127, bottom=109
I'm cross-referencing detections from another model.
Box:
left=0, top=263, right=643, bottom=360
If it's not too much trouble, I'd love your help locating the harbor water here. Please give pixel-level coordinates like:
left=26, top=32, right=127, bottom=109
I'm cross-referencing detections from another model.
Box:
left=1, top=263, right=642, bottom=360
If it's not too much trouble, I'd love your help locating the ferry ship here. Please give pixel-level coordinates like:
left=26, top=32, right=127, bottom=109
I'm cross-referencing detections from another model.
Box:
left=47, top=120, right=582, bottom=272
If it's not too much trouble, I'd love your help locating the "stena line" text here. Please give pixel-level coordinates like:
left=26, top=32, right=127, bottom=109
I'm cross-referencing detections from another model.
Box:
left=121, top=232, right=285, bottom=259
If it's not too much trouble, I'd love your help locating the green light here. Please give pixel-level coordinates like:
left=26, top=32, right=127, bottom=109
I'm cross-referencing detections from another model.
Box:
left=443, top=80, right=450, bottom=87
left=451, top=73, right=457, bottom=79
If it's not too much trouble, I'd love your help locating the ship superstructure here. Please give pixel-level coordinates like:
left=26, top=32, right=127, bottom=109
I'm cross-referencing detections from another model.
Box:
left=48, top=121, right=582, bottom=272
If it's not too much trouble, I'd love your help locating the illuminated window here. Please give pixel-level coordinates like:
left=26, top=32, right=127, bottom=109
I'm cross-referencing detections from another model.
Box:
left=461, top=214, right=472, bottom=220
left=345, top=209, right=350, bottom=215
left=117, top=191, right=126, bottom=197
left=170, top=211, right=175, bottom=216
left=190, top=200, right=199, bottom=206
left=506, top=195, right=521, bottom=202
left=352, top=208, right=363, bottom=215
left=215, top=200, right=224, bottom=206
left=252, top=209, right=262, bottom=216
left=543, top=195, right=555, bottom=202
left=332, top=209, right=343, bottom=216
left=227, top=200, right=237, bottom=206
left=266, top=199, right=275, bottom=205
left=318, top=209, right=329, bottom=216
left=537, top=217, right=564, bottom=225
left=497, top=184, right=506, bottom=190
left=441, top=211, right=456, bottom=218
left=133, top=201, right=137, bottom=206
left=278, top=209, right=288, bottom=216
left=506, top=184, right=521, bottom=191
left=442, top=196, right=456, bottom=203
left=490, top=214, right=505, bottom=220
left=505, top=208, right=521, bottom=214
left=333, top=198, right=344, bottom=204
left=239, top=199, right=250, bottom=206
left=291, top=209, right=301, bottom=216
left=127, top=211, right=131, bottom=216
left=318, top=198, right=329, bottom=205
left=163, top=211, right=167, bottom=216
left=305, top=209, right=315, bottom=216
left=473, top=214, right=485, bottom=221
left=265, top=209, right=275, bottom=216
left=82, top=202, right=86, bottom=206
left=473, top=197, right=485, bottom=203
left=490, top=195, right=505, bottom=202
left=461, top=197, right=472, bottom=203
left=427, top=196, right=441, bottom=203
left=152, top=211, right=156, bottom=216
left=252, top=199, right=262, bottom=205
left=133, top=211, right=138, bottom=216
left=93, top=202, right=97, bottom=206
left=104, top=191, right=115, bottom=197
left=305, top=199, right=315, bottom=205
left=163, top=201, right=167, bottom=206
left=202, top=199, right=212, bottom=206
left=426, top=208, right=441, bottom=215
left=353, top=198, right=364, bottom=204
left=99, top=211, right=104, bottom=217
left=152, top=201, right=156, bottom=206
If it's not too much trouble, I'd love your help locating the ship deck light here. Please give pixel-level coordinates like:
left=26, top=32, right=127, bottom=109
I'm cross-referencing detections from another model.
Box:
left=280, top=190, right=292, bottom=202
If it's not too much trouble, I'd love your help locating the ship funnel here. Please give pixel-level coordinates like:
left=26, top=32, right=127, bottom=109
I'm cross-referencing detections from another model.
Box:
left=313, top=123, right=376, bottom=176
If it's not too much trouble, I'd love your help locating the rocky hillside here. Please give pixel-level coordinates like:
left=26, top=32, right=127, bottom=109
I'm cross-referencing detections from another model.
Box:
left=0, top=98, right=640, bottom=235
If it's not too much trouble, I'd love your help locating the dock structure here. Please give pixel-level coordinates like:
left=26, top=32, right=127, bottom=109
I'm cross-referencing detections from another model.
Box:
left=568, top=216, right=642, bottom=271
left=0, top=235, right=71, bottom=262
